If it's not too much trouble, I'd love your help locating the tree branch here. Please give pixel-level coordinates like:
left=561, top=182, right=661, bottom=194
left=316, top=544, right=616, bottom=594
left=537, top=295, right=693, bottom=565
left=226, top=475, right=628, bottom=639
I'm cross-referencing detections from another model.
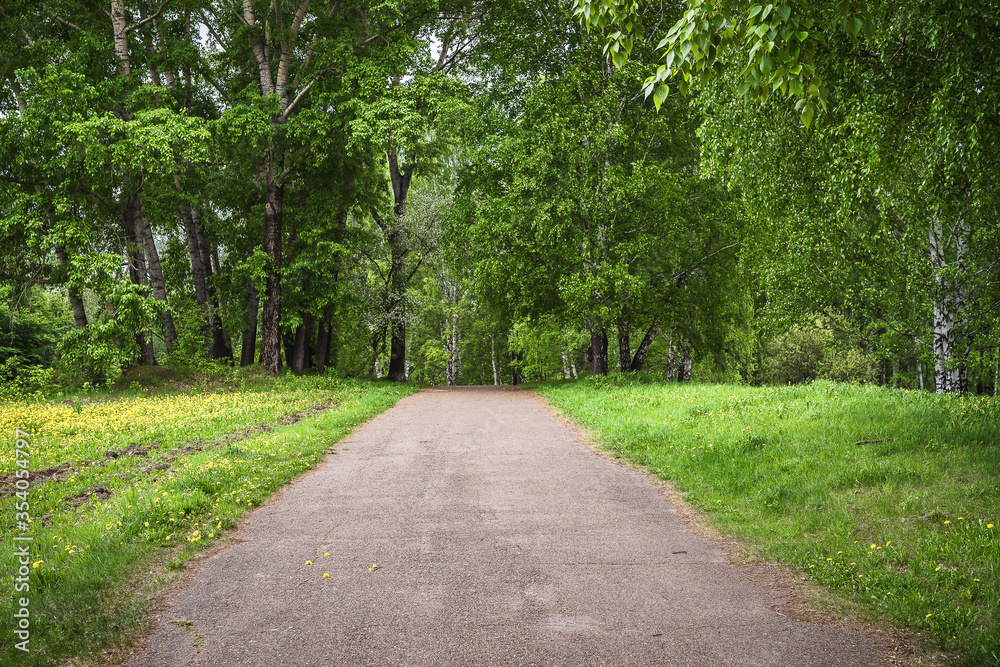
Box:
left=276, top=146, right=314, bottom=184
left=370, top=207, right=388, bottom=233
left=281, top=75, right=319, bottom=120
left=51, top=13, right=83, bottom=30
left=130, top=0, right=174, bottom=31
left=0, top=272, right=52, bottom=285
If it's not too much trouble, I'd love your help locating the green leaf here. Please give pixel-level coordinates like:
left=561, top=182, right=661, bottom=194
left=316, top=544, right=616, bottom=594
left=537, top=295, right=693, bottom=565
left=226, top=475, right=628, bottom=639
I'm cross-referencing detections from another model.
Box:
left=761, top=53, right=773, bottom=75
left=777, top=4, right=791, bottom=22
left=801, top=104, right=814, bottom=128
left=653, top=83, right=669, bottom=111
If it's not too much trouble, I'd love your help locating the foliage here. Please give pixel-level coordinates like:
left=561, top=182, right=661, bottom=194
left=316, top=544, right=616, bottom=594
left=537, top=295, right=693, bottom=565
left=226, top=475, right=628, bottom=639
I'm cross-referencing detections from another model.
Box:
left=760, top=319, right=878, bottom=385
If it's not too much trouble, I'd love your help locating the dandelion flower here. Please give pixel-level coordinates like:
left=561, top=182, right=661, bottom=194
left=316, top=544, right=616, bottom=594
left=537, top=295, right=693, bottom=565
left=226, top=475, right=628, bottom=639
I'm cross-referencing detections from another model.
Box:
left=944, top=520, right=950, bottom=525
left=306, top=561, right=312, bottom=565
left=324, top=553, right=330, bottom=557
left=323, top=573, right=330, bottom=578
left=989, top=524, right=994, bottom=529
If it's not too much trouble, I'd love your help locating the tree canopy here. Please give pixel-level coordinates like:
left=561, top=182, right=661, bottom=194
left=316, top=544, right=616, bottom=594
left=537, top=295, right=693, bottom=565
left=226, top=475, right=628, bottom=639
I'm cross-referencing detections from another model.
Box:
left=1, top=0, right=996, bottom=394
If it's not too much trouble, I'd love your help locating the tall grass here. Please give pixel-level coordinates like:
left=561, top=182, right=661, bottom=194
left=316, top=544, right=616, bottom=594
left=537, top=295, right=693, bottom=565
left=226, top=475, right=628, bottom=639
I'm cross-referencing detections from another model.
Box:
left=1, top=375, right=415, bottom=666
left=534, top=378, right=1000, bottom=665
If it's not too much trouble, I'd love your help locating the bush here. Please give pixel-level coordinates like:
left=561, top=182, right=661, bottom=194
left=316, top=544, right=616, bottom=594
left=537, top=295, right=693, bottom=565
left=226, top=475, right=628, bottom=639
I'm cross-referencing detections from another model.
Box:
left=760, top=320, right=877, bottom=385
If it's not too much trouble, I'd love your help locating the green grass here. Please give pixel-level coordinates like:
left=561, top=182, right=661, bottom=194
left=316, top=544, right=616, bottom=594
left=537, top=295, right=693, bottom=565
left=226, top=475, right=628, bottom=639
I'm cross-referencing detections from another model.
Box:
left=1, top=373, right=416, bottom=666
left=532, top=378, right=1000, bottom=666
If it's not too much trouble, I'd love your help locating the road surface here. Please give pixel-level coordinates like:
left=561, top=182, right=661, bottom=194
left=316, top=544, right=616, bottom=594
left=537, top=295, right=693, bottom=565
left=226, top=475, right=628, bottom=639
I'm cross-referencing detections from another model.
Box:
left=131, top=386, right=893, bottom=666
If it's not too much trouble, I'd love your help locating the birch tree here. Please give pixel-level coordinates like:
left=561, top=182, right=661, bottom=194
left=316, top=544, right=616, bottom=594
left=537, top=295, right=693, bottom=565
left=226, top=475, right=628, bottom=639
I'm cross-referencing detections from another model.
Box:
left=575, top=0, right=1000, bottom=392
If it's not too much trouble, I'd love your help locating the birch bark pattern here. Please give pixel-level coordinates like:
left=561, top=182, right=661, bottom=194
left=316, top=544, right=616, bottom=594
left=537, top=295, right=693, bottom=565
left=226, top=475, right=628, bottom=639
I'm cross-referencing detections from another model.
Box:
left=928, top=214, right=970, bottom=393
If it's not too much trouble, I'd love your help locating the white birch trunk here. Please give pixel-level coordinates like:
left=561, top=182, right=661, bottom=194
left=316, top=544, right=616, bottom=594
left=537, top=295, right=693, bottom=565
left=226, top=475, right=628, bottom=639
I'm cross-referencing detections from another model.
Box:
left=443, top=281, right=461, bottom=386
left=490, top=334, right=499, bottom=385
left=929, top=214, right=969, bottom=393
left=666, top=340, right=676, bottom=382
left=562, top=351, right=571, bottom=379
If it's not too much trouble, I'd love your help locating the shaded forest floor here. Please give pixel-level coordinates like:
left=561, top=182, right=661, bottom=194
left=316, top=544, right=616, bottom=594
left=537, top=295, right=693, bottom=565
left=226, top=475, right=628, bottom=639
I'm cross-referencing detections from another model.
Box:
left=532, top=379, right=1000, bottom=666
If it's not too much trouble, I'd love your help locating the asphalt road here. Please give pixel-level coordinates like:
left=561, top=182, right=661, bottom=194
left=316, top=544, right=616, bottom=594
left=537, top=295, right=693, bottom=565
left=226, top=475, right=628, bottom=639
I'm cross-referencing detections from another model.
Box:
left=130, top=386, right=894, bottom=666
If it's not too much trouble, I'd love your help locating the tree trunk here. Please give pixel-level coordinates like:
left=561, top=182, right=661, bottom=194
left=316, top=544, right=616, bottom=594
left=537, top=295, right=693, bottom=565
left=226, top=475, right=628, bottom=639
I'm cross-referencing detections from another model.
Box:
left=388, top=326, right=406, bottom=381
left=617, top=320, right=632, bottom=372
left=199, top=226, right=233, bottom=361
left=678, top=348, right=692, bottom=382
left=929, top=214, right=969, bottom=393
left=382, top=151, right=415, bottom=382
left=259, top=149, right=284, bottom=374
left=490, top=334, right=499, bottom=385
left=510, top=351, right=522, bottom=385
left=667, top=341, right=676, bottom=382
left=291, top=312, right=314, bottom=373
left=314, top=315, right=332, bottom=374
left=181, top=207, right=212, bottom=350
left=317, top=206, right=348, bottom=376
left=240, top=280, right=259, bottom=366
left=121, top=192, right=156, bottom=366
left=562, top=351, right=571, bottom=379
left=111, top=0, right=130, bottom=77
left=282, top=328, right=296, bottom=372
left=630, top=316, right=661, bottom=372
left=589, top=322, right=608, bottom=376
left=53, top=244, right=88, bottom=329
left=138, top=215, right=176, bottom=351
left=182, top=207, right=230, bottom=360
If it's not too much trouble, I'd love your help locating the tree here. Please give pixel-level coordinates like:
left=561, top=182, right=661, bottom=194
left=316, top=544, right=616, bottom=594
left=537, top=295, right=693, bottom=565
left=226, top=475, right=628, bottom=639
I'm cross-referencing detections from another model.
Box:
left=464, top=39, right=741, bottom=376
left=574, top=0, right=1000, bottom=392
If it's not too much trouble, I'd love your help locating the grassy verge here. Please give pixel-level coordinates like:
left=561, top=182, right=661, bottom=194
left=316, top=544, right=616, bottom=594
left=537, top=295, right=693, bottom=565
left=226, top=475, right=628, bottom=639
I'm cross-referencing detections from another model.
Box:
left=532, top=378, right=999, bottom=665
left=1, top=372, right=416, bottom=665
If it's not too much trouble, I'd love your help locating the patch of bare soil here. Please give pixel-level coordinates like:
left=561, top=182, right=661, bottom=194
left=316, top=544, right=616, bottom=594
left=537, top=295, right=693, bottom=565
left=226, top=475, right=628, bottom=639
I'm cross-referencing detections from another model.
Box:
left=63, top=483, right=114, bottom=506
left=0, top=462, right=75, bottom=496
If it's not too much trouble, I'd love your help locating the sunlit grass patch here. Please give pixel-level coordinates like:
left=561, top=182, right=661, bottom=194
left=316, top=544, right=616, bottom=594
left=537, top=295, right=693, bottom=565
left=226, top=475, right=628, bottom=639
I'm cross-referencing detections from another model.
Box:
left=533, top=379, right=1000, bottom=665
